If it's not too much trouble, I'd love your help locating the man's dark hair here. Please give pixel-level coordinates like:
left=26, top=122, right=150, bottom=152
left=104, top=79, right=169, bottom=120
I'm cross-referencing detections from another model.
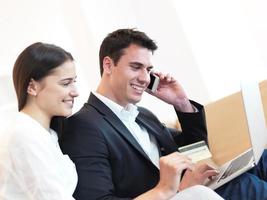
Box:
left=99, top=28, right=158, bottom=76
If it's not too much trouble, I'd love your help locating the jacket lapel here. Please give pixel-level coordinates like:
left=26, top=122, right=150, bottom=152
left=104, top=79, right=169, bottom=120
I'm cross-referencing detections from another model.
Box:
left=136, top=110, right=178, bottom=154
left=87, top=93, right=150, bottom=160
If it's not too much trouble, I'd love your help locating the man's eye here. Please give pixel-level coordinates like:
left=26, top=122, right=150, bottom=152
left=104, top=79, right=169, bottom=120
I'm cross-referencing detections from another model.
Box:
left=131, top=66, right=139, bottom=70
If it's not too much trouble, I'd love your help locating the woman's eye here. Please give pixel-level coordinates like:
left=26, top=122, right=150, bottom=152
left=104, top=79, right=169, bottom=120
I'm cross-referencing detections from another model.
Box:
left=60, top=78, right=76, bottom=87
left=62, top=82, right=71, bottom=87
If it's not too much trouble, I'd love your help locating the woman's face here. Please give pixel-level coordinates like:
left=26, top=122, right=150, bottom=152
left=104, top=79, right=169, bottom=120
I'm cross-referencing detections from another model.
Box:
left=34, top=60, right=79, bottom=118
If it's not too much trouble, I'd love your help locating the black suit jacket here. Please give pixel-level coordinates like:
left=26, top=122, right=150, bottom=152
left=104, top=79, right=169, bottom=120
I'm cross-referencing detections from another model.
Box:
left=60, top=93, right=207, bottom=200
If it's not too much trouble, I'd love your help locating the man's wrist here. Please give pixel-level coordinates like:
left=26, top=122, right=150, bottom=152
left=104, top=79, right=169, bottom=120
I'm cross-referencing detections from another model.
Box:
left=174, top=98, right=195, bottom=113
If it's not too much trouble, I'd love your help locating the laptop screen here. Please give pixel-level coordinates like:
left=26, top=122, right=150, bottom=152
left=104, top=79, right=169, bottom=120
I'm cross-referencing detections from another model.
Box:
left=241, top=81, right=267, bottom=163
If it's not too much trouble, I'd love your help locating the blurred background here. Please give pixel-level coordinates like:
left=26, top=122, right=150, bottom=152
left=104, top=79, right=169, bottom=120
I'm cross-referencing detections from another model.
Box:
left=1, top=0, right=267, bottom=124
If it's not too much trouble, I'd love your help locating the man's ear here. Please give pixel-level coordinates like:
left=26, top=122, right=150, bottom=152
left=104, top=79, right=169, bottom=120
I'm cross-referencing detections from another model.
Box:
left=102, top=56, right=114, bottom=75
left=27, top=78, right=38, bottom=96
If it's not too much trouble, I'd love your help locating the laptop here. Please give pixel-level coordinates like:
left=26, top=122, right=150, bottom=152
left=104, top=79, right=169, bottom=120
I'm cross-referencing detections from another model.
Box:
left=204, top=81, right=267, bottom=190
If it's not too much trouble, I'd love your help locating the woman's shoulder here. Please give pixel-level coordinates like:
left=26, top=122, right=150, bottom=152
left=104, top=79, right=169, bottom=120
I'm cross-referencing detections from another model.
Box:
left=1, top=113, right=50, bottom=151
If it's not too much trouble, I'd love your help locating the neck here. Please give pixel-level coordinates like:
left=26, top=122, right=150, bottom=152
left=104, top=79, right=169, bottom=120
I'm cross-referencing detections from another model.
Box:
left=21, top=104, right=51, bottom=131
left=96, top=81, right=128, bottom=107
left=96, top=81, right=108, bottom=98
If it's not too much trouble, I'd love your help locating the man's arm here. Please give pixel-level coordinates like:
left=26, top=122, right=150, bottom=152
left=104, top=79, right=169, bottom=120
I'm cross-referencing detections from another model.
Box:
left=147, top=72, right=207, bottom=146
left=134, top=153, right=194, bottom=200
left=172, top=100, right=208, bottom=147
left=147, top=72, right=218, bottom=190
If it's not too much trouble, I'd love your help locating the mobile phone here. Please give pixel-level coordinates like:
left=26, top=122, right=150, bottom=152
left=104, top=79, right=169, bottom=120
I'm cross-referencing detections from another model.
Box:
left=147, top=73, right=159, bottom=93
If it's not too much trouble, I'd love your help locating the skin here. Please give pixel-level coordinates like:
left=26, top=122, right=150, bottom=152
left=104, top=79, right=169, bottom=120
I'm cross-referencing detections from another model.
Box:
left=97, top=44, right=218, bottom=200
left=97, top=44, right=153, bottom=107
left=22, top=60, right=79, bottom=130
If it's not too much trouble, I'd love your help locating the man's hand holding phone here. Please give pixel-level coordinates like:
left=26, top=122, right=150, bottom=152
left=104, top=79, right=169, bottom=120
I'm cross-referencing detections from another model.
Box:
left=146, top=71, right=195, bottom=112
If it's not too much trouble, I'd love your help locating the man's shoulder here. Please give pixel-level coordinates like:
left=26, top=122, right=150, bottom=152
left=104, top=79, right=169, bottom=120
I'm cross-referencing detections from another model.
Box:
left=60, top=103, right=105, bottom=149
left=66, top=103, right=103, bottom=126
left=137, top=106, right=153, bottom=114
left=61, top=104, right=99, bottom=137
left=137, top=106, right=159, bottom=120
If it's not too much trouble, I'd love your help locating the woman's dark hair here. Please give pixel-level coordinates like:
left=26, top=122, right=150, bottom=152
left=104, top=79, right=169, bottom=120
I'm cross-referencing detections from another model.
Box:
left=99, top=28, right=158, bottom=76
left=12, top=42, right=74, bottom=135
left=13, top=42, right=73, bottom=111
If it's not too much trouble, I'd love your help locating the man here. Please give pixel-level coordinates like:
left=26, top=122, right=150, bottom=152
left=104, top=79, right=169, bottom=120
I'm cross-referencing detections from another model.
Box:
left=59, top=28, right=225, bottom=199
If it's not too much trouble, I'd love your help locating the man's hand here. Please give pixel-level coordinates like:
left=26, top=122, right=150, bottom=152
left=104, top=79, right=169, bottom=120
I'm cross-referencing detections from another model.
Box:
left=147, top=72, right=194, bottom=112
left=178, top=163, right=219, bottom=191
left=154, top=152, right=195, bottom=199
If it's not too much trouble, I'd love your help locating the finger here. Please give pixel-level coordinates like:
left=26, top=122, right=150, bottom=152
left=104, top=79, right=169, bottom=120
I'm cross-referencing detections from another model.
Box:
left=152, top=71, right=165, bottom=80
left=164, top=156, right=193, bottom=168
left=165, top=73, right=172, bottom=82
left=197, top=163, right=217, bottom=172
left=163, top=153, right=195, bottom=171
left=176, top=162, right=195, bottom=174
left=203, top=169, right=220, bottom=179
left=153, top=71, right=163, bottom=76
left=171, top=152, right=194, bottom=164
left=175, top=158, right=195, bottom=172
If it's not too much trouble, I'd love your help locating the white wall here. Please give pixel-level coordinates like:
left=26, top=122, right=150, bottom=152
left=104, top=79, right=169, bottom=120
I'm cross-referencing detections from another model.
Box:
left=1, top=0, right=267, bottom=123
left=173, top=0, right=267, bottom=100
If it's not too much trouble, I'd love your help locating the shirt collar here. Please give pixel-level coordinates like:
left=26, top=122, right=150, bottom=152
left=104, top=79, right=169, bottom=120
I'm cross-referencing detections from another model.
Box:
left=93, top=91, right=139, bottom=122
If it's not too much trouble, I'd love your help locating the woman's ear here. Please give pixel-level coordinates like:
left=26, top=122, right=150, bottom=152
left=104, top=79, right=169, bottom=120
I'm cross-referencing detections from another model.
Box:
left=102, top=56, right=114, bottom=75
left=27, top=78, right=38, bottom=96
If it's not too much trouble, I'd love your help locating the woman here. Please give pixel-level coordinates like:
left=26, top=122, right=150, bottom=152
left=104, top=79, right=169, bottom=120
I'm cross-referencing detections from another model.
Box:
left=0, top=42, right=79, bottom=199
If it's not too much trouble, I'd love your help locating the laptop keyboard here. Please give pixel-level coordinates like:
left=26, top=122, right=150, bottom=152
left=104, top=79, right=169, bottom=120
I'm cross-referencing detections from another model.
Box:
left=217, top=149, right=253, bottom=182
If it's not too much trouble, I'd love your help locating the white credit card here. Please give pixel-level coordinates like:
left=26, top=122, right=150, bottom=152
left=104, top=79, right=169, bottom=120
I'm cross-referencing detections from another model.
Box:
left=178, top=141, right=212, bottom=163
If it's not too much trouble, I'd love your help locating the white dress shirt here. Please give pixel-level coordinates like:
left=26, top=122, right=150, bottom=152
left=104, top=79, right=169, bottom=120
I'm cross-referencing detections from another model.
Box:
left=93, top=92, right=160, bottom=168
left=0, top=112, right=77, bottom=200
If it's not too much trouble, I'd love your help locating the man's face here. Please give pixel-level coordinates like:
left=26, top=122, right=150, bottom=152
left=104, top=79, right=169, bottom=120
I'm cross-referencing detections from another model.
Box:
left=106, top=44, right=153, bottom=107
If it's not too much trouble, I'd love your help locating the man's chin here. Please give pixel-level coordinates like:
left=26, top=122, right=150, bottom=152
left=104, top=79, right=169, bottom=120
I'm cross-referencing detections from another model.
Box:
left=129, top=97, right=142, bottom=105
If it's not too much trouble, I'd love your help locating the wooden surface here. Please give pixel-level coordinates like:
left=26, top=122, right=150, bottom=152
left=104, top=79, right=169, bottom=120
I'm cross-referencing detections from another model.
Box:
left=204, top=80, right=267, bottom=165
left=205, top=92, right=251, bottom=165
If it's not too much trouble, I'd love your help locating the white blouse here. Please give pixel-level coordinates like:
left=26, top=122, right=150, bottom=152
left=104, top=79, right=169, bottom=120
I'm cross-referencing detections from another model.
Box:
left=0, top=112, right=77, bottom=200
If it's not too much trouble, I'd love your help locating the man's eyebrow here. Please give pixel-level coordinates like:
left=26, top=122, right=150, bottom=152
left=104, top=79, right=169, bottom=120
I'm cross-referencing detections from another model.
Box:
left=129, top=62, right=154, bottom=69
left=129, top=62, right=144, bottom=67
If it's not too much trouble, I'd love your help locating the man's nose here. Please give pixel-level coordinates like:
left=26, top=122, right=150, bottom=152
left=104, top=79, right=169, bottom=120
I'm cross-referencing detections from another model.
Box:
left=138, top=69, right=150, bottom=83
